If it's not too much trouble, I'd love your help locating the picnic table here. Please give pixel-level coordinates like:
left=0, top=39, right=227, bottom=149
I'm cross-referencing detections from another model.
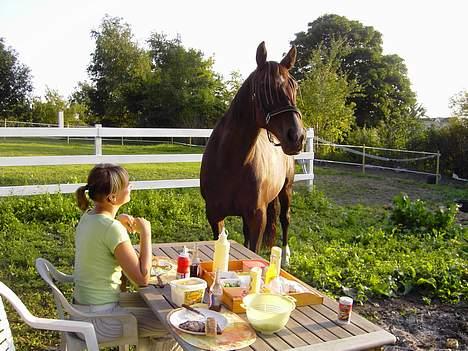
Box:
left=139, top=240, right=396, bottom=351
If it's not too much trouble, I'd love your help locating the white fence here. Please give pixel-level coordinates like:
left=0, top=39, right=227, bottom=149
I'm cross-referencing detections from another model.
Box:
left=0, top=126, right=315, bottom=197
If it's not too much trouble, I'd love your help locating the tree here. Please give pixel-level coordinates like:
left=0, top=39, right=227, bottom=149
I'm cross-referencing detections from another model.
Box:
left=31, top=89, right=88, bottom=125
left=143, top=33, right=227, bottom=128
left=449, top=90, right=468, bottom=117
left=0, top=38, right=33, bottom=118
left=298, top=40, right=359, bottom=143
left=86, top=15, right=152, bottom=127
left=291, top=14, right=419, bottom=129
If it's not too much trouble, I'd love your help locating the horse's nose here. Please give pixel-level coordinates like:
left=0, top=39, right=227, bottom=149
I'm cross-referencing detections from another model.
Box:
left=287, top=128, right=300, bottom=144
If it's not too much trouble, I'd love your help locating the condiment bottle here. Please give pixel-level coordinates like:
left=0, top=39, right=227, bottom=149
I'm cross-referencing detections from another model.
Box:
left=176, top=246, right=190, bottom=279
left=209, top=268, right=223, bottom=312
left=212, top=228, right=230, bottom=273
left=264, top=246, right=282, bottom=285
left=249, top=267, right=262, bottom=294
left=190, top=244, right=201, bottom=278
left=337, top=296, right=353, bottom=324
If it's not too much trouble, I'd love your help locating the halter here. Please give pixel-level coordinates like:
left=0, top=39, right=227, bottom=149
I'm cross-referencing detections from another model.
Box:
left=250, top=63, right=302, bottom=147
left=264, top=105, right=302, bottom=146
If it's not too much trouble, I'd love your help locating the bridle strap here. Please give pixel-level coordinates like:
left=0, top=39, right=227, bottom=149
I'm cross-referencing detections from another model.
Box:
left=265, top=105, right=302, bottom=125
left=264, top=105, right=302, bottom=146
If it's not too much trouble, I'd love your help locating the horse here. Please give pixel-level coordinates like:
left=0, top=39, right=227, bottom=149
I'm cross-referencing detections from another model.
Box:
left=200, top=42, right=306, bottom=266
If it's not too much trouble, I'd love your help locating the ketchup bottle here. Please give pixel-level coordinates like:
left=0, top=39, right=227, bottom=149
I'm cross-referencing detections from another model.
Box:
left=176, top=246, right=190, bottom=279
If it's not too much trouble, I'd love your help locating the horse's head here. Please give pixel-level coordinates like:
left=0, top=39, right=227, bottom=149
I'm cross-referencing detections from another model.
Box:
left=251, top=42, right=306, bottom=155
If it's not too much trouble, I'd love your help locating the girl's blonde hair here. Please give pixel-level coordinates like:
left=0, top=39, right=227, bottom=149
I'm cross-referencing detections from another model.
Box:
left=76, top=163, right=129, bottom=211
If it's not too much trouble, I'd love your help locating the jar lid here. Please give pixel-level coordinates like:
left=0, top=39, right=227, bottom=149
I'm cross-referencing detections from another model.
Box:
left=339, top=296, right=353, bottom=305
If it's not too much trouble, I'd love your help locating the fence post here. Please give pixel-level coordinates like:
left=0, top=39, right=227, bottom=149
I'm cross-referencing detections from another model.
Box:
left=67, top=123, right=70, bottom=144
left=305, top=128, right=314, bottom=190
left=3, top=119, right=6, bottom=140
left=362, top=144, right=366, bottom=174
left=121, top=136, right=124, bottom=146
left=95, top=124, right=102, bottom=156
left=436, top=151, right=440, bottom=185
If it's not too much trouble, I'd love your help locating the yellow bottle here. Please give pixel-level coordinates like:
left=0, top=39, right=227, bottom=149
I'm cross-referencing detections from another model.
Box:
left=212, top=228, right=230, bottom=273
left=264, top=246, right=282, bottom=285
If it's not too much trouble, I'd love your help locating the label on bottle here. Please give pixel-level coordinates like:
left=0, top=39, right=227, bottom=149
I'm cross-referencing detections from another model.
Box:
left=176, top=272, right=190, bottom=279
left=209, top=292, right=222, bottom=312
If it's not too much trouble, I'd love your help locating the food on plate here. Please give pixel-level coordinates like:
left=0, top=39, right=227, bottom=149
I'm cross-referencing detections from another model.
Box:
left=178, top=320, right=222, bottom=334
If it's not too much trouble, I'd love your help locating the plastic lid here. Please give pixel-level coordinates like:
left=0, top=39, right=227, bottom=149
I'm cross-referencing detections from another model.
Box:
left=180, top=245, right=190, bottom=257
left=271, top=246, right=282, bottom=257
left=219, top=227, right=228, bottom=239
left=339, top=296, right=353, bottom=305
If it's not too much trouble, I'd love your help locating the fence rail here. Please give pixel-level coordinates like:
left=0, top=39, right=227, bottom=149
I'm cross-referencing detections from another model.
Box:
left=0, top=126, right=315, bottom=197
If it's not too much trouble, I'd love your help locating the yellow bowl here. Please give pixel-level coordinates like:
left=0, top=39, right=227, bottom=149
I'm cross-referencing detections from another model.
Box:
left=241, top=293, right=296, bottom=334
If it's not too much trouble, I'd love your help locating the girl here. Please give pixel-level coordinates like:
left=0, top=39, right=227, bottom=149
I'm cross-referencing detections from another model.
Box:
left=74, top=163, right=179, bottom=350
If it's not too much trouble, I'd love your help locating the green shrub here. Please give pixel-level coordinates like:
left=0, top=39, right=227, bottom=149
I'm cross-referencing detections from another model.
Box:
left=389, top=193, right=460, bottom=237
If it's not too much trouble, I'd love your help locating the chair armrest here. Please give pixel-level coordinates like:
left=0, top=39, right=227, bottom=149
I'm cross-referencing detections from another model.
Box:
left=27, top=317, right=99, bottom=351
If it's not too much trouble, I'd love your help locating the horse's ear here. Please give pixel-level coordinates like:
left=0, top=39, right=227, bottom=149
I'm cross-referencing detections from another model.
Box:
left=256, top=41, right=267, bottom=68
left=280, top=46, right=297, bottom=70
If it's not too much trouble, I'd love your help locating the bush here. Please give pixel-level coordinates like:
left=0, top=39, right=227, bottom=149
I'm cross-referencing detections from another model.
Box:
left=389, top=193, right=461, bottom=238
left=409, top=117, right=468, bottom=178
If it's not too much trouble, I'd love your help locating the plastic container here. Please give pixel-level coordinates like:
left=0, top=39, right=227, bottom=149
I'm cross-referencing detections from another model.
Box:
left=169, top=277, right=207, bottom=306
left=176, top=246, right=191, bottom=279
left=337, top=296, right=353, bottom=324
left=213, top=228, right=230, bottom=273
left=241, top=293, right=296, bottom=334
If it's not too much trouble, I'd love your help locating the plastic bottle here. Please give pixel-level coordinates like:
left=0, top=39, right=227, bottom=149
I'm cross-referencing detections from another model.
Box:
left=209, top=269, right=223, bottom=312
left=264, top=246, right=282, bottom=285
left=176, top=246, right=190, bottom=279
left=190, top=244, right=201, bottom=278
left=249, top=267, right=262, bottom=294
left=212, top=228, right=230, bottom=273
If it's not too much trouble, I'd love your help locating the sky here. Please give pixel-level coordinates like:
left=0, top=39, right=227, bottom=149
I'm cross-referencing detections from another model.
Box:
left=1, top=0, right=467, bottom=118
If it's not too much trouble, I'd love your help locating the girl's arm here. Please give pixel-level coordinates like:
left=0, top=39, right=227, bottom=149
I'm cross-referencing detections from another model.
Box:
left=114, top=217, right=152, bottom=286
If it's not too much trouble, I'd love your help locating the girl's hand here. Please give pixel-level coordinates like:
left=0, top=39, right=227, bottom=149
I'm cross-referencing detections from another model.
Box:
left=117, top=213, right=135, bottom=233
left=133, top=217, right=151, bottom=236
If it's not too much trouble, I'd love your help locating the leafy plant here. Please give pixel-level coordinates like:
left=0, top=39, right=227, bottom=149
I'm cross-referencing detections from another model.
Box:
left=389, top=193, right=461, bottom=237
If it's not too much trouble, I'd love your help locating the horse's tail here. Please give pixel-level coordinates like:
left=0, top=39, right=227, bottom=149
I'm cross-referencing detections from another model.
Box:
left=262, top=197, right=279, bottom=249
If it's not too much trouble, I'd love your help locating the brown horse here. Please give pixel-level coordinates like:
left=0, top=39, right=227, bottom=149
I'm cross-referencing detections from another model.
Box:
left=200, top=42, right=305, bottom=265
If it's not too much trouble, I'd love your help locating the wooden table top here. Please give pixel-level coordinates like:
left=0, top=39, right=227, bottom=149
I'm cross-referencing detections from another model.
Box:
left=139, top=240, right=396, bottom=351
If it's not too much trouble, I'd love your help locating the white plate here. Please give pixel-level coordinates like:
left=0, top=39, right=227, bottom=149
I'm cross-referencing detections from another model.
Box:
left=168, top=307, right=228, bottom=335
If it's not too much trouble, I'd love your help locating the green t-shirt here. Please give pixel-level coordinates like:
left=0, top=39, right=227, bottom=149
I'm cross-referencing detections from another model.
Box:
left=73, top=212, right=130, bottom=305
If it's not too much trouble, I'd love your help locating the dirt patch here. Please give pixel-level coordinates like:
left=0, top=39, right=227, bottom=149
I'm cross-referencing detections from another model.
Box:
left=355, top=298, right=468, bottom=351
left=305, top=164, right=468, bottom=350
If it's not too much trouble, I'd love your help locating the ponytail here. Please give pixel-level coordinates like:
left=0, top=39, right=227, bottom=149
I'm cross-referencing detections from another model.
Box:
left=76, top=185, right=90, bottom=212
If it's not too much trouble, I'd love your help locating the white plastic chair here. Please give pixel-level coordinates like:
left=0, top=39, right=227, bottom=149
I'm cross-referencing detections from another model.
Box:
left=0, top=281, right=99, bottom=351
left=35, top=258, right=142, bottom=351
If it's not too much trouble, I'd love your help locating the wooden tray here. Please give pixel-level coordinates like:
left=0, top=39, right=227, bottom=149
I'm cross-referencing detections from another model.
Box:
left=200, top=260, right=323, bottom=313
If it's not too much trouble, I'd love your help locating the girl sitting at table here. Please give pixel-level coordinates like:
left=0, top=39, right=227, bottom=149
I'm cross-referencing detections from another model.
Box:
left=73, top=163, right=180, bottom=350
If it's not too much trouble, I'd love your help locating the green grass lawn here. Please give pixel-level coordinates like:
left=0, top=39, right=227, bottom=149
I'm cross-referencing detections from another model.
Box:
left=0, top=139, right=466, bottom=350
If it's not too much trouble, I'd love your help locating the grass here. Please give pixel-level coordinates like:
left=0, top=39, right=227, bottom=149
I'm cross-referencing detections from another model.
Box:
left=0, top=139, right=466, bottom=350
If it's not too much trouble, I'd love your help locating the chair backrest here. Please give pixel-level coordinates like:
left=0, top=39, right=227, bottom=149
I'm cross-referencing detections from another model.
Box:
left=35, top=258, right=77, bottom=319
left=0, top=281, right=99, bottom=351
left=0, top=292, right=16, bottom=350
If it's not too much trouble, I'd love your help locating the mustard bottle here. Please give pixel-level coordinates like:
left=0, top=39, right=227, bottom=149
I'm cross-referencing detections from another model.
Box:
left=212, top=228, right=230, bottom=273
left=264, top=246, right=282, bottom=285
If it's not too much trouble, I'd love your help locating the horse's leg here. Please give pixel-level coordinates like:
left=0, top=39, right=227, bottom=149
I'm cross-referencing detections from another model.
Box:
left=242, top=218, right=250, bottom=248
left=206, top=206, right=225, bottom=240
left=245, top=208, right=267, bottom=253
left=262, top=197, right=279, bottom=249
left=278, top=182, right=293, bottom=267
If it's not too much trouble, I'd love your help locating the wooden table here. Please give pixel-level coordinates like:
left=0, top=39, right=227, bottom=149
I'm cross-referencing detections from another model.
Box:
left=139, top=240, right=396, bottom=351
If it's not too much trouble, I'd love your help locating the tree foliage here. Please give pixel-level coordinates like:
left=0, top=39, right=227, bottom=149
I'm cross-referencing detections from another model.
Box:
left=449, top=90, right=468, bottom=117
left=291, top=14, right=419, bottom=132
left=85, top=15, right=152, bottom=127
left=298, top=40, right=359, bottom=143
left=0, top=38, right=33, bottom=118
left=75, top=16, right=229, bottom=128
